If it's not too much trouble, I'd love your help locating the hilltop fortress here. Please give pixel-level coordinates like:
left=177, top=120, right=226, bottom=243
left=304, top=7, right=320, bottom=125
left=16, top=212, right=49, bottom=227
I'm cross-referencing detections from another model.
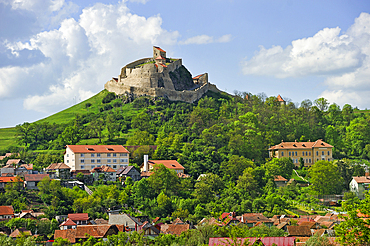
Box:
left=104, top=46, right=221, bottom=103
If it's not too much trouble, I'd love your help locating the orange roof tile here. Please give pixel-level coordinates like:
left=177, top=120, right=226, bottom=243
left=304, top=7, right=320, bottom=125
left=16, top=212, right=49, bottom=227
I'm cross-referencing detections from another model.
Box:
left=0, top=177, right=17, bottom=183
left=46, top=163, right=71, bottom=170
left=68, top=213, right=89, bottom=221
left=193, top=74, right=204, bottom=80
left=0, top=206, right=14, bottom=215
left=277, top=94, right=285, bottom=102
left=148, top=160, right=185, bottom=170
left=161, top=223, right=190, bottom=235
left=20, top=164, right=33, bottom=170
left=155, top=55, right=165, bottom=60
left=353, top=176, right=370, bottom=184
left=9, top=229, right=31, bottom=238
left=54, top=229, right=76, bottom=243
left=269, top=139, right=333, bottom=150
left=60, top=218, right=77, bottom=226
left=66, top=145, right=129, bottom=154
left=91, top=165, right=116, bottom=173
left=24, top=174, right=49, bottom=182
left=154, top=46, right=166, bottom=53
left=274, top=175, right=288, bottom=182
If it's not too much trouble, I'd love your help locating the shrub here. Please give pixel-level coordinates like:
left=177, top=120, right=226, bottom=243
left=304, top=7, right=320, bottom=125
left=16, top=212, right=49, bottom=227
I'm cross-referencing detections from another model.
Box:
left=102, top=92, right=116, bottom=104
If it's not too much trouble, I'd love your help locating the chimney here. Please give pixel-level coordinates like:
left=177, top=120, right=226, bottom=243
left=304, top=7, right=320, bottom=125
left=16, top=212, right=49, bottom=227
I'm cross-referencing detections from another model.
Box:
left=143, top=155, right=149, bottom=172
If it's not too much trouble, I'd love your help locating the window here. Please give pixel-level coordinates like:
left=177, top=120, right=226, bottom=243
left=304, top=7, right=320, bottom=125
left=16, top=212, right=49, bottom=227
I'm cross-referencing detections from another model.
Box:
left=81, top=154, right=85, bottom=157
left=309, top=152, right=311, bottom=156
left=80, top=159, right=85, bottom=163
left=322, top=151, right=324, bottom=155
left=107, top=153, right=111, bottom=157
left=316, top=151, right=318, bottom=156
left=281, top=151, right=284, bottom=156
left=67, top=154, right=69, bottom=157
left=113, top=165, right=117, bottom=169
left=309, top=159, right=311, bottom=163
left=121, top=159, right=128, bottom=163
left=120, top=153, right=127, bottom=157
left=67, top=160, right=69, bottom=163
left=91, top=153, right=95, bottom=157
left=81, top=165, right=85, bottom=169
left=113, top=153, right=117, bottom=157
left=289, top=152, right=291, bottom=156
left=91, top=159, right=95, bottom=163
left=295, top=151, right=297, bottom=156
left=120, top=165, right=124, bottom=167
left=97, top=159, right=101, bottom=163
left=113, top=159, right=117, bottom=163
left=302, top=152, right=304, bottom=156
left=328, top=151, right=330, bottom=156
left=91, top=165, right=95, bottom=169
left=97, top=165, right=101, bottom=167
left=107, top=159, right=111, bottom=163
left=97, top=153, right=101, bottom=157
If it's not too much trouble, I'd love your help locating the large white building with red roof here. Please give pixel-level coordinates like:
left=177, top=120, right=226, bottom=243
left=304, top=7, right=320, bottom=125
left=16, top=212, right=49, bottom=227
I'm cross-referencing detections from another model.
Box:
left=268, top=139, right=333, bottom=167
left=64, top=145, right=129, bottom=171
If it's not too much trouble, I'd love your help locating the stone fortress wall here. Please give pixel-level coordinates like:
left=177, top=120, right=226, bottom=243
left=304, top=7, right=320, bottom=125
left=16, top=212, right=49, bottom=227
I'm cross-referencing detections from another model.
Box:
left=105, top=47, right=220, bottom=103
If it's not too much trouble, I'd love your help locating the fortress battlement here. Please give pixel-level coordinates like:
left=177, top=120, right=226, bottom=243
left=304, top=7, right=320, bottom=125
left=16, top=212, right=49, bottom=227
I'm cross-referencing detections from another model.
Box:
left=105, top=46, right=219, bottom=103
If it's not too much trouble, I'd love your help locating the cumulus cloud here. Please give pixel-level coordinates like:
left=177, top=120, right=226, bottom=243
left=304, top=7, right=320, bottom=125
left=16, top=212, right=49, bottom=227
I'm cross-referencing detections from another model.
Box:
left=0, top=0, right=180, bottom=113
left=179, top=34, right=232, bottom=45
left=242, top=12, right=370, bottom=108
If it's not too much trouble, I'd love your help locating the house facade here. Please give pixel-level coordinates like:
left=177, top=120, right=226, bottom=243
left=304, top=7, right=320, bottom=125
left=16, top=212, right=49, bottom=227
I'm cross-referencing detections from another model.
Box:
left=268, top=139, right=334, bottom=167
left=64, top=145, right=130, bottom=171
left=23, top=174, right=49, bottom=189
left=350, top=176, right=370, bottom=199
left=91, top=166, right=117, bottom=182
left=140, top=155, right=185, bottom=174
left=0, top=206, right=14, bottom=219
left=46, top=163, right=71, bottom=179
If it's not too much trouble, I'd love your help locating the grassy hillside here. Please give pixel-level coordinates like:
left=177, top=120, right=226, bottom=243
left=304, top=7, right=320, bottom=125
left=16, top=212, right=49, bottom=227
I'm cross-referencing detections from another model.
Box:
left=0, top=90, right=138, bottom=152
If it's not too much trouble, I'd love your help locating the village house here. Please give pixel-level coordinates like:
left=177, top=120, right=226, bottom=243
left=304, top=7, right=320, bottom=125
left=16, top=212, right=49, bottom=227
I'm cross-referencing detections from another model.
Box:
left=91, top=165, right=117, bottom=182
left=116, top=166, right=141, bottom=182
left=54, top=224, right=121, bottom=243
left=59, top=218, right=77, bottom=230
left=209, top=237, right=295, bottom=246
left=140, top=155, right=185, bottom=177
left=108, top=213, right=142, bottom=231
left=140, top=221, right=161, bottom=237
left=0, top=176, right=21, bottom=189
left=64, top=145, right=130, bottom=171
left=68, top=213, right=89, bottom=225
left=23, top=174, right=49, bottom=189
left=45, top=163, right=71, bottom=179
left=268, top=139, right=334, bottom=167
left=274, top=175, right=288, bottom=188
left=240, top=213, right=273, bottom=228
left=0, top=206, right=14, bottom=220
left=350, top=176, right=370, bottom=199
left=161, top=218, right=193, bottom=235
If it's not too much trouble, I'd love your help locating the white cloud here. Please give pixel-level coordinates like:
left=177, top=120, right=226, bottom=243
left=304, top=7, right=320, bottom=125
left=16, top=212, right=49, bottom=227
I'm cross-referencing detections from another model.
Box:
left=242, top=12, right=370, bottom=108
left=1, top=0, right=180, bottom=113
left=179, top=34, right=232, bottom=45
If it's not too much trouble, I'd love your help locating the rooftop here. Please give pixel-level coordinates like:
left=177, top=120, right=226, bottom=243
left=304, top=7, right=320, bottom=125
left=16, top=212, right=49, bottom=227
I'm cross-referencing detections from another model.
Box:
left=46, top=163, right=71, bottom=170
left=147, top=160, right=185, bottom=170
left=269, top=139, right=333, bottom=150
left=66, top=145, right=129, bottom=154
left=0, top=206, right=14, bottom=215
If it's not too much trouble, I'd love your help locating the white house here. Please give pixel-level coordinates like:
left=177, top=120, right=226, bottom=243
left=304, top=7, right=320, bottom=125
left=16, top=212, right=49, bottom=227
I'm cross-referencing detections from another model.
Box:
left=350, top=176, right=370, bottom=199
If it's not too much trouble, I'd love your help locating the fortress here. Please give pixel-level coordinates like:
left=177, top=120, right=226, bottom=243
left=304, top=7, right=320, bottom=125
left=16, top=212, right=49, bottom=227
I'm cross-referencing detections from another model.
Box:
left=104, top=46, right=221, bottom=103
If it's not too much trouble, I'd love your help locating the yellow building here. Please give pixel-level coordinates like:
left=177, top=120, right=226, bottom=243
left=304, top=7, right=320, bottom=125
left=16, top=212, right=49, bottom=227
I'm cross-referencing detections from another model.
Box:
left=268, top=139, right=333, bottom=167
left=64, top=145, right=130, bottom=171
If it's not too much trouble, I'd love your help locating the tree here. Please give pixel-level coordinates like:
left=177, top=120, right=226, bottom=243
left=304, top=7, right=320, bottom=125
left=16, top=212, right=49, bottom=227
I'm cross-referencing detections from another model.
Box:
left=89, top=118, right=105, bottom=143
left=236, top=168, right=258, bottom=198
left=148, top=164, right=181, bottom=196
left=15, top=122, right=33, bottom=147
left=126, top=131, right=155, bottom=146
left=335, top=193, right=370, bottom=245
left=265, top=157, right=294, bottom=179
left=193, top=173, right=224, bottom=203
left=308, top=160, right=343, bottom=195
left=106, top=113, right=120, bottom=140
left=314, top=97, right=329, bottom=111
left=220, top=155, right=255, bottom=182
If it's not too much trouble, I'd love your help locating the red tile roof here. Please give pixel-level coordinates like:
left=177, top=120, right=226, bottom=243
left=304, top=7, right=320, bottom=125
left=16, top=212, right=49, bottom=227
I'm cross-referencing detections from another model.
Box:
left=353, top=176, right=370, bottom=184
left=148, top=160, right=185, bottom=170
left=277, top=94, right=285, bottom=102
left=155, top=55, right=165, bottom=60
left=261, top=237, right=295, bottom=246
left=0, top=177, right=18, bottom=183
left=193, top=74, right=204, bottom=80
left=60, top=218, right=77, bottom=226
left=91, top=165, right=116, bottom=173
left=274, top=175, right=288, bottom=182
left=209, top=238, right=258, bottom=246
left=241, top=213, right=272, bottom=224
left=54, top=229, right=77, bottom=243
left=6, top=159, right=22, bottom=165
left=9, top=228, right=31, bottom=238
left=160, top=223, right=190, bottom=235
left=154, top=46, right=166, bottom=53
left=287, top=225, right=312, bottom=236
left=66, top=145, right=129, bottom=153
left=20, top=164, right=33, bottom=170
left=0, top=206, right=14, bottom=215
left=46, top=163, right=71, bottom=170
left=298, top=221, right=317, bottom=229
left=269, top=139, right=333, bottom=150
left=24, top=174, right=49, bottom=182
left=68, top=213, right=89, bottom=221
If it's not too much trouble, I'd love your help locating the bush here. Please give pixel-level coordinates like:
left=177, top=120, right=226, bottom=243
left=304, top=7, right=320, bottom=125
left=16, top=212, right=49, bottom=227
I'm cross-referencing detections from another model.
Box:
left=102, top=92, right=116, bottom=104
left=85, top=102, right=92, bottom=108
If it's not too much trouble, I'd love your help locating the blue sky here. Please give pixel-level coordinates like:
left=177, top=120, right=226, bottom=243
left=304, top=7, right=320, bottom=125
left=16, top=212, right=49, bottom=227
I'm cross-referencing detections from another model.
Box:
left=1, top=0, right=370, bottom=127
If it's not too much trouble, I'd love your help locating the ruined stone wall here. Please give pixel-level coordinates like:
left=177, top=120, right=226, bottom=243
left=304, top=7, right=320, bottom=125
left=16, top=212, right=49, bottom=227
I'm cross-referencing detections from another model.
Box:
left=105, top=79, right=210, bottom=103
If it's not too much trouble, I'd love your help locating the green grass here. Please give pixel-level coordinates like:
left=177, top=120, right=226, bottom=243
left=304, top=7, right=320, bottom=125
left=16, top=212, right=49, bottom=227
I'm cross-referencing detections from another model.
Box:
left=0, top=127, right=17, bottom=151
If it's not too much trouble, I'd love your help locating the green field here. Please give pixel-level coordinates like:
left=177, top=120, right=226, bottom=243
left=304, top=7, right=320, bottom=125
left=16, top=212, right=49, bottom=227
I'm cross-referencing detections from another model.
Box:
left=0, top=127, right=17, bottom=151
